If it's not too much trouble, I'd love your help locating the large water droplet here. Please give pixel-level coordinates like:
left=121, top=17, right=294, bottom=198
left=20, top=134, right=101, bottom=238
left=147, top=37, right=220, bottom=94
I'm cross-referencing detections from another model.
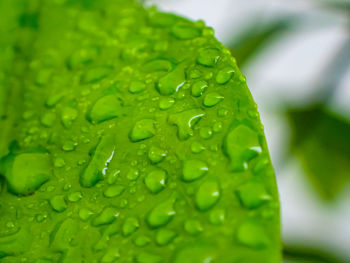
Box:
left=80, top=134, right=115, bottom=187
left=223, top=125, right=262, bottom=172
left=0, top=151, right=51, bottom=195
left=144, top=168, right=167, bottom=194
left=168, top=109, right=204, bottom=140
left=195, top=179, right=220, bottom=211
left=171, top=24, right=200, bottom=40
left=215, top=67, right=234, bottom=84
left=197, top=48, right=220, bottom=67
left=49, top=195, right=67, bottom=213
left=104, top=185, right=125, bottom=198
left=87, top=95, right=123, bottom=124
left=81, top=66, right=112, bottom=84
left=156, top=63, right=186, bottom=95
left=191, top=80, right=208, bottom=97
left=236, top=180, right=271, bottom=209
left=182, top=159, right=208, bottom=182
left=122, top=217, right=140, bottom=236
left=203, top=92, right=224, bottom=107
left=129, top=119, right=156, bottom=142
left=236, top=220, right=269, bottom=248
left=92, top=206, right=119, bottom=227
left=155, top=228, right=177, bottom=246
left=147, top=198, right=176, bottom=228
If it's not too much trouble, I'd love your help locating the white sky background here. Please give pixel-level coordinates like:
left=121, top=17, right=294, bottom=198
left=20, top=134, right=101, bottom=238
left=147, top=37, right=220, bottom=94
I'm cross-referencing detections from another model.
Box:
left=147, top=0, right=350, bottom=260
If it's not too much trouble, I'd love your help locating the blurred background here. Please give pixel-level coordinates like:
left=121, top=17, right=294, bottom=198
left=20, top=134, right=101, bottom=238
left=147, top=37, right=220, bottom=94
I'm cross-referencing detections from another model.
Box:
left=146, top=0, right=350, bottom=262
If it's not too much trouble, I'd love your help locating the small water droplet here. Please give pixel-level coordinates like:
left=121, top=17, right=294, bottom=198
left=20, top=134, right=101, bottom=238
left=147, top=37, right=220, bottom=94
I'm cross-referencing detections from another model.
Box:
left=41, top=112, right=56, bottom=127
left=81, top=66, right=112, bottom=84
left=215, top=67, right=234, bottom=84
left=136, top=252, right=162, bottom=263
left=191, top=141, right=205, bottom=153
left=127, top=168, right=140, bottom=181
left=129, top=119, right=156, bottom=142
left=195, top=179, right=220, bottom=211
left=144, top=168, right=167, bottom=194
left=199, top=126, right=213, bottom=139
left=79, top=208, right=94, bottom=221
left=209, top=209, right=225, bottom=225
left=45, top=93, right=64, bottom=108
left=182, top=159, right=208, bottom=182
left=100, top=248, right=120, bottom=263
left=156, top=63, right=186, bottom=95
left=133, top=235, right=151, bottom=247
left=143, top=59, right=172, bottom=73
left=62, top=140, right=78, bottom=152
left=68, top=191, right=82, bottom=202
left=203, top=92, right=224, bottom=107
left=159, top=97, right=175, bottom=110
left=61, top=107, right=78, bottom=128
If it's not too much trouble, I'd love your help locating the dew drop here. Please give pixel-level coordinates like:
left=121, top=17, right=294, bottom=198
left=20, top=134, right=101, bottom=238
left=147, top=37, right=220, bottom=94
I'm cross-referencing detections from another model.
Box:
left=236, top=220, right=269, bottom=248
left=156, top=63, right=186, bottom=95
left=148, top=145, right=167, bottom=164
left=49, top=195, right=67, bottom=213
left=203, top=92, right=224, bottom=107
left=147, top=198, right=176, bottom=228
left=87, top=95, right=123, bottom=124
left=122, top=217, right=140, bottom=236
left=92, top=206, right=119, bottom=227
left=61, top=107, right=78, bottom=128
left=184, top=219, right=203, bottom=235
left=104, top=185, right=125, bottom=198
left=144, top=168, right=167, bottom=194
left=129, top=119, right=156, bottom=142
left=197, top=48, right=220, bottom=67
left=41, top=112, right=56, bottom=127
left=215, top=67, right=234, bottom=84
left=209, top=209, right=225, bottom=225
left=182, top=159, right=208, bottom=182
left=159, top=97, right=175, bottom=110
left=171, top=24, right=200, bottom=40
left=168, top=109, right=204, bottom=140
left=155, top=228, right=177, bottom=246
left=236, top=180, right=271, bottom=209
left=195, top=179, right=220, bottom=211
left=68, top=191, right=82, bottom=202
left=190, top=141, right=205, bottom=153
left=136, top=252, right=162, bottom=263
left=81, top=66, right=112, bottom=84
left=129, top=81, right=146, bottom=94
left=191, top=80, right=208, bottom=97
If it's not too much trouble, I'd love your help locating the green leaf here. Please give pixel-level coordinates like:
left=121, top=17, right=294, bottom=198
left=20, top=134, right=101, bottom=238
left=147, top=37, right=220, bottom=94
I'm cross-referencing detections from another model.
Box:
left=228, top=17, right=295, bottom=67
left=287, top=106, right=350, bottom=200
left=0, top=0, right=280, bottom=262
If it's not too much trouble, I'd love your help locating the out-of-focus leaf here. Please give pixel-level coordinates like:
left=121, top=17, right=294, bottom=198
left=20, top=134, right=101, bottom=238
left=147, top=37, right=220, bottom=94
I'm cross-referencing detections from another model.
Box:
left=318, top=0, right=350, bottom=12
left=283, top=244, right=345, bottom=263
left=287, top=106, right=350, bottom=200
left=228, top=18, right=296, bottom=67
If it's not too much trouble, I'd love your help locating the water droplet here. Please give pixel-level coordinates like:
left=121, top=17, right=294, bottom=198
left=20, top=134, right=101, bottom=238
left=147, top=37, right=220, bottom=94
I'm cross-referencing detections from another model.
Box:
left=68, top=46, right=98, bottom=69
left=79, top=208, right=94, bottom=221
left=35, top=214, right=47, bottom=223
left=203, top=92, right=224, bottom=107
left=147, top=198, right=176, bottom=228
left=148, top=145, right=167, bottom=164
left=87, top=95, right=123, bottom=124
left=100, top=248, right=120, bottom=263
left=191, top=141, right=205, bottom=153
left=129, top=81, right=146, bottom=94
left=49, top=195, right=67, bottom=213
left=159, top=97, right=175, bottom=110
left=41, top=112, right=56, bottom=127
left=129, top=119, right=156, bottom=142
left=215, top=67, right=234, bottom=84
left=127, top=168, right=140, bottom=181
left=174, top=245, right=216, bottom=263
left=62, top=140, right=78, bottom=152
left=107, top=169, right=120, bottom=185
left=199, top=126, right=213, bottom=139
left=61, top=107, right=78, bottom=128
left=80, top=134, right=115, bottom=187
left=171, top=24, right=200, bottom=40
left=189, top=69, right=202, bottom=79
left=191, top=80, right=208, bottom=97
left=104, top=185, right=125, bottom=198
left=236, top=220, right=269, bottom=248
left=68, top=191, right=82, bottom=202
left=143, top=59, right=172, bottom=72
left=156, top=63, right=186, bottom=95
left=184, top=219, right=203, bottom=235
left=197, top=48, right=220, bottom=67
left=213, top=122, right=223, bottom=133
left=236, top=180, right=271, bottom=209
left=182, top=159, right=208, bottom=182
left=81, top=66, right=112, bottom=84
left=1, top=152, right=51, bottom=195
left=223, top=125, right=261, bottom=172
left=133, top=235, right=151, bottom=247
left=144, top=168, right=167, bottom=194
left=122, top=217, right=140, bottom=236
left=195, top=179, right=220, bottom=211
left=92, top=206, right=119, bottom=227
left=155, top=228, right=177, bottom=246
left=35, top=69, right=52, bottom=86
left=168, top=109, right=204, bottom=140
left=209, top=209, right=225, bottom=225
left=45, top=93, right=64, bottom=108
left=136, top=252, right=162, bottom=263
